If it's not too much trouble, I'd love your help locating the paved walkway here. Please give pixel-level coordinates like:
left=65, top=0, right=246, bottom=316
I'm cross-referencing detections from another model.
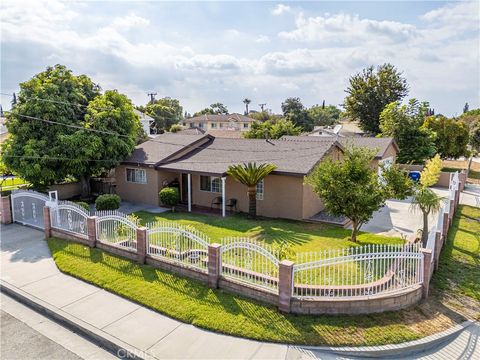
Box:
left=1, top=224, right=479, bottom=359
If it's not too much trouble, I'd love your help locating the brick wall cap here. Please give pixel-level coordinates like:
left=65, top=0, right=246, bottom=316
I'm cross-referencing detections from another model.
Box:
left=209, top=243, right=222, bottom=249
left=280, top=260, right=294, bottom=266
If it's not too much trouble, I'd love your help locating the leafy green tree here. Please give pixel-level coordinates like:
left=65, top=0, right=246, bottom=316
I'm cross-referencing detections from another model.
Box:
left=307, top=104, right=341, bottom=126
left=194, top=103, right=229, bottom=116
left=1, top=64, right=100, bottom=188
left=248, top=111, right=280, bottom=122
left=137, top=97, right=183, bottom=132
left=381, top=164, right=414, bottom=200
left=243, top=119, right=301, bottom=139
left=420, top=154, right=442, bottom=187
left=306, top=146, right=386, bottom=242
left=422, top=116, right=469, bottom=159
left=344, top=63, right=408, bottom=134
left=281, top=97, right=314, bottom=131
left=242, top=98, right=251, bottom=115
left=65, top=90, right=140, bottom=197
left=410, top=186, right=443, bottom=245
left=380, top=99, right=436, bottom=164
left=227, top=162, right=277, bottom=218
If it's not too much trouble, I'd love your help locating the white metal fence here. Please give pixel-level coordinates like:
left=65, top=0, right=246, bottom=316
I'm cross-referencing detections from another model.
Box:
left=146, top=221, right=209, bottom=272
left=220, top=237, right=280, bottom=293
left=11, top=190, right=49, bottom=229
left=292, top=243, right=423, bottom=298
left=95, top=210, right=138, bottom=251
left=50, top=201, right=89, bottom=236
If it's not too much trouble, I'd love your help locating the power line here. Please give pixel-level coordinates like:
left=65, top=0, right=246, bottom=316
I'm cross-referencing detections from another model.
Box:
left=12, top=113, right=130, bottom=138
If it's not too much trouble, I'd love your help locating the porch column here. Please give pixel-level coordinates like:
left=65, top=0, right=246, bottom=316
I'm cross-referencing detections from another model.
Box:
left=221, top=177, right=226, bottom=217
left=187, top=173, right=192, bottom=212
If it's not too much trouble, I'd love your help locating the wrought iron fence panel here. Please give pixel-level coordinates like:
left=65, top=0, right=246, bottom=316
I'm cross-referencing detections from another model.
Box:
left=11, top=190, right=49, bottom=229
left=50, top=201, right=89, bottom=236
left=293, top=243, right=423, bottom=298
left=95, top=210, right=138, bottom=251
left=220, top=237, right=280, bottom=293
left=146, top=221, right=210, bottom=273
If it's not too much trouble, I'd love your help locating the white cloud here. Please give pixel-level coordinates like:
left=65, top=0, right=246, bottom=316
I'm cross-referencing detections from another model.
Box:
left=111, top=14, right=150, bottom=29
left=421, top=1, right=478, bottom=30
left=272, top=4, right=291, bottom=16
left=279, top=12, right=417, bottom=44
left=255, top=35, right=270, bottom=43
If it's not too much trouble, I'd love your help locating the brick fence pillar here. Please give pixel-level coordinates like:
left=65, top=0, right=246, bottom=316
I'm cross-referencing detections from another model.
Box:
left=87, top=216, right=97, bottom=248
left=421, top=248, right=433, bottom=299
left=449, top=199, right=455, bottom=224
left=0, top=196, right=12, bottom=224
left=454, top=189, right=460, bottom=209
left=434, top=231, right=442, bottom=271
left=136, top=227, right=147, bottom=264
left=459, top=172, right=466, bottom=192
left=43, top=206, right=51, bottom=239
left=278, top=260, right=294, bottom=313
left=207, top=243, right=221, bottom=288
left=442, top=211, right=449, bottom=243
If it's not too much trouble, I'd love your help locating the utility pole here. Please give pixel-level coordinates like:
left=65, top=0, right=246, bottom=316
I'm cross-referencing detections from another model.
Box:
left=147, top=92, right=157, bottom=104
left=259, top=103, right=266, bottom=112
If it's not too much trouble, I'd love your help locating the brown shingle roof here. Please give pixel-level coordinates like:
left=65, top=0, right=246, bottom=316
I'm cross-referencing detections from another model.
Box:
left=281, top=135, right=397, bottom=159
left=123, top=133, right=208, bottom=166
left=158, top=136, right=340, bottom=176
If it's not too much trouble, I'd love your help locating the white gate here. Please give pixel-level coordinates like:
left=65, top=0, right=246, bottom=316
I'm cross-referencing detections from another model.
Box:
left=11, top=190, right=50, bottom=229
left=50, top=201, right=90, bottom=236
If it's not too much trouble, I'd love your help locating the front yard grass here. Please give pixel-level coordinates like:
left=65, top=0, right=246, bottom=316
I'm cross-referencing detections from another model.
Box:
left=135, top=211, right=403, bottom=253
left=47, top=205, right=478, bottom=346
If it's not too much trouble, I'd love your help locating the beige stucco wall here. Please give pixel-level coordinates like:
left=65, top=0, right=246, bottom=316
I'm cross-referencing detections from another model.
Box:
left=116, top=165, right=159, bottom=205
left=371, top=143, right=398, bottom=169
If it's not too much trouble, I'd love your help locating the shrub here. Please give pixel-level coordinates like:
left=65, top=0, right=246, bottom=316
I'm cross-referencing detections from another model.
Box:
left=170, top=124, right=182, bottom=133
left=95, top=194, right=121, bottom=211
left=420, top=154, right=442, bottom=187
left=159, top=187, right=179, bottom=211
left=75, top=201, right=90, bottom=212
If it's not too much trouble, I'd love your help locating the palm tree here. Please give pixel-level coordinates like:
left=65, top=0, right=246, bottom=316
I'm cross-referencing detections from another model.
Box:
left=410, top=186, right=443, bottom=245
left=243, top=98, right=251, bottom=115
left=227, top=162, right=277, bottom=218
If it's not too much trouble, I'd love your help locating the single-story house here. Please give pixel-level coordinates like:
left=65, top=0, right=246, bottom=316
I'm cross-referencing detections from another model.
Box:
left=181, top=113, right=255, bottom=132
left=115, top=133, right=398, bottom=220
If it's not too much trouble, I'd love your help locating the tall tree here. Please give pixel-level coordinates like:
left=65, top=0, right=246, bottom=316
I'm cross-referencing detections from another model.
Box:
left=227, top=162, right=277, bottom=218
left=65, top=90, right=140, bottom=197
left=306, top=146, right=387, bottom=242
left=194, top=103, right=229, bottom=116
left=344, top=63, right=408, bottom=134
left=243, top=98, right=251, bottom=115
left=411, top=186, right=443, bottom=245
left=281, top=97, right=313, bottom=131
left=1, top=64, right=100, bottom=188
left=243, top=119, right=301, bottom=139
left=422, top=115, right=470, bottom=159
left=307, top=104, right=341, bottom=126
left=380, top=99, right=436, bottom=164
left=137, top=97, right=183, bottom=132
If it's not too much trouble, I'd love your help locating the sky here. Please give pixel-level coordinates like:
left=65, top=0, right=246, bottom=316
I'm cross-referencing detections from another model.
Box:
left=1, top=0, right=479, bottom=116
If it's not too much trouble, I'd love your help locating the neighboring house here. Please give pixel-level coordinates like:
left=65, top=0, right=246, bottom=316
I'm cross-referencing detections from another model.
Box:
left=134, top=109, right=156, bottom=138
left=115, top=133, right=344, bottom=220
left=176, top=127, right=244, bottom=138
left=181, top=113, right=254, bottom=132
left=308, top=120, right=365, bottom=137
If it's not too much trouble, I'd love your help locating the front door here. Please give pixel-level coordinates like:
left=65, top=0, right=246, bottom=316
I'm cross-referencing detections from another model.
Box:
left=181, top=173, right=188, bottom=204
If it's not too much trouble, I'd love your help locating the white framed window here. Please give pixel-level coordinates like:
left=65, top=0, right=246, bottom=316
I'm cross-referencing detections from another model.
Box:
left=219, top=123, right=223, bottom=128
left=126, top=168, right=147, bottom=184
left=256, top=179, right=264, bottom=200
left=200, top=176, right=221, bottom=193
left=210, top=123, right=217, bottom=129
left=243, top=123, right=249, bottom=129
left=198, top=122, right=204, bottom=128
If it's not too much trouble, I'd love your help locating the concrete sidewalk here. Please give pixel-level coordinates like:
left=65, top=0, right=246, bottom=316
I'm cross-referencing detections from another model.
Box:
left=1, top=224, right=478, bottom=359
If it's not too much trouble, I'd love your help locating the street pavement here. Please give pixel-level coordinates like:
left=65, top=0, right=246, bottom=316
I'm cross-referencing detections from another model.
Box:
left=1, top=223, right=479, bottom=359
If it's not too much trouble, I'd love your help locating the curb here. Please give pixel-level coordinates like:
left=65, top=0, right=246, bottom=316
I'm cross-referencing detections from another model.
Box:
left=301, top=320, right=474, bottom=358
left=0, top=280, right=152, bottom=360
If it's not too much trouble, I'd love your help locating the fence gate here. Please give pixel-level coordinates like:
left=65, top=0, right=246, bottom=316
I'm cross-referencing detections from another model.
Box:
left=11, top=190, right=50, bottom=229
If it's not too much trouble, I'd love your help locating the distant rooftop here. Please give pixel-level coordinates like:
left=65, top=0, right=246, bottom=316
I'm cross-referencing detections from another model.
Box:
left=185, top=113, right=255, bottom=123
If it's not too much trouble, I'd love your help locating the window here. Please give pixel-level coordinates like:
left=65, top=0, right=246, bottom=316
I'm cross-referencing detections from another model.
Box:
left=219, top=123, right=223, bottom=128
left=200, top=176, right=221, bottom=193
left=256, top=179, right=264, bottom=200
left=243, top=123, right=249, bottom=129
left=210, top=123, right=217, bottom=129
left=182, top=122, right=186, bottom=126
left=126, top=168, right=146, bottom=184
left=198, top=122, right=204, bottom=128
left=189, top=122, right=195, bottom=128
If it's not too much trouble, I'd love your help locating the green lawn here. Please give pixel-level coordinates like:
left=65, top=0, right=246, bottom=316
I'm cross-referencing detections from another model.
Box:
left=431, top=205, right=480, bottom=317
left=135, top=211, right=403, bottom=254
left=46, top=205, right=480, bottom=347
left=48, top=237, right=424, bottom=346
left=1, top=177, right=28, bottom=189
